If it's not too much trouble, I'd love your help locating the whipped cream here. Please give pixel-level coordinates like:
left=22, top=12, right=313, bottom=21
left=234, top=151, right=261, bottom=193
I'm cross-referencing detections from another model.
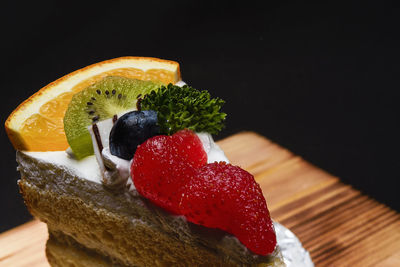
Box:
left=101, top=147, right=131, bottom=189
left=20, top=151, right=101, bottom=183
left=197, top=133, right=229, bottom=164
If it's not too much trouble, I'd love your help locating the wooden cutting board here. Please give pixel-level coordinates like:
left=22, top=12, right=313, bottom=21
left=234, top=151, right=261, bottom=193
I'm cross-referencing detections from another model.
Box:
left=1, top=132, right=400, bottom=267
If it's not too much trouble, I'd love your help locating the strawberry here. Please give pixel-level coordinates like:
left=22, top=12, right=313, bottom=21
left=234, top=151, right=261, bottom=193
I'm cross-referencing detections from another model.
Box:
left=131, top=129, right=207, bottom=214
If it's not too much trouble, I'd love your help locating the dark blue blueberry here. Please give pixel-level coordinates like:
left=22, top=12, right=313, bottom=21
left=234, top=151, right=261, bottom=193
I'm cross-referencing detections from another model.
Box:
left=109, top=110, right=159, bottom=160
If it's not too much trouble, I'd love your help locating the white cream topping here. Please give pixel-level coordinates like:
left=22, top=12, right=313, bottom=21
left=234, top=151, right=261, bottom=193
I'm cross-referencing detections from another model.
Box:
left=22, top=133, right=228, bottom=185
left=88, top=110, right=136, bottom=174
left=101, top=147, right=132, bottom=189
left=21, top=151, right=101, bottom=183
left=102, top=147, right=131, bottom=179
left=196, top=133, right=229, bottom=164
left=175, top=80, right=187, bottom=87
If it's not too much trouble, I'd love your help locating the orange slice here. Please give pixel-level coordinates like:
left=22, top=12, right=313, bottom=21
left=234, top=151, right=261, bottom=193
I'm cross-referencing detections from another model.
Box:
left=5, top=57, right=181, bottom=151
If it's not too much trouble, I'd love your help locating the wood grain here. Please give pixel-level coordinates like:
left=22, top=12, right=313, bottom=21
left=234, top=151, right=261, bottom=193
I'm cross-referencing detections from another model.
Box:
left=1, top=131, right=399, bottom=267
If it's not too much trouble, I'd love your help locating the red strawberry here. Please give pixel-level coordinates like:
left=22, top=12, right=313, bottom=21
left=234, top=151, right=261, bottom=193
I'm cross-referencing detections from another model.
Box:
left=131, top=129, right=276, bottom=255
left=180, top=162, right=276, bottom=255
left=131, top=129, right=207, bottom=214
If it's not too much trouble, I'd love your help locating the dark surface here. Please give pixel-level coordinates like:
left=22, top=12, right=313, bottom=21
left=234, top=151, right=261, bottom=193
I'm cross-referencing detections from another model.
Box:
left=1, top=1, right=399, bottom=233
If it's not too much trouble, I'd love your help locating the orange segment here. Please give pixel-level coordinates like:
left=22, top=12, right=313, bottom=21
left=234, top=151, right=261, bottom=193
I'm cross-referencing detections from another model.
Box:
left=39, top=92, right=74, bottom=122
left=5, top=57, right=181, bottom=152
left=20, top=114, right=68, bottom=151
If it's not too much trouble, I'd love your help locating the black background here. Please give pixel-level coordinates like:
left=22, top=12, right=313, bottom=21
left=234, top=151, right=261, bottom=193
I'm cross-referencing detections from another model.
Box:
left=1, top=1, right=399, bottom=233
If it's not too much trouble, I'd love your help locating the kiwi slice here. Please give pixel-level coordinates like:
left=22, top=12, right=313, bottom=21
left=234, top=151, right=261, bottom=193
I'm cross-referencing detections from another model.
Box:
left=64, top=76, right=161, bottom=159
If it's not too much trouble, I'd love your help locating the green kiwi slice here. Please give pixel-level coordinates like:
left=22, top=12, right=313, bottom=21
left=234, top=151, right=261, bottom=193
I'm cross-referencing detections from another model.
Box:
left=64, top=76, right=161, bottom=159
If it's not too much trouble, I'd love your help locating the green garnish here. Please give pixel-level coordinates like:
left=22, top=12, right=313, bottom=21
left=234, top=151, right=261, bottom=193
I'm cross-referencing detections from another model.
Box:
left=141, top=84, right=226, bottom=135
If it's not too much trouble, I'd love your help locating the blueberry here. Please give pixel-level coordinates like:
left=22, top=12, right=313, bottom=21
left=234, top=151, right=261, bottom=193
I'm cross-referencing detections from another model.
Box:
left=109, top=110, right=159, bottom=160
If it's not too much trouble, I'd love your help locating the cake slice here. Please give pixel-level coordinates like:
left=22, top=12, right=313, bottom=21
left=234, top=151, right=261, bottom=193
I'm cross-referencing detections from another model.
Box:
left=17, top=149, right=284, bottom=266
left=7, top=57, right=285, bottom=266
